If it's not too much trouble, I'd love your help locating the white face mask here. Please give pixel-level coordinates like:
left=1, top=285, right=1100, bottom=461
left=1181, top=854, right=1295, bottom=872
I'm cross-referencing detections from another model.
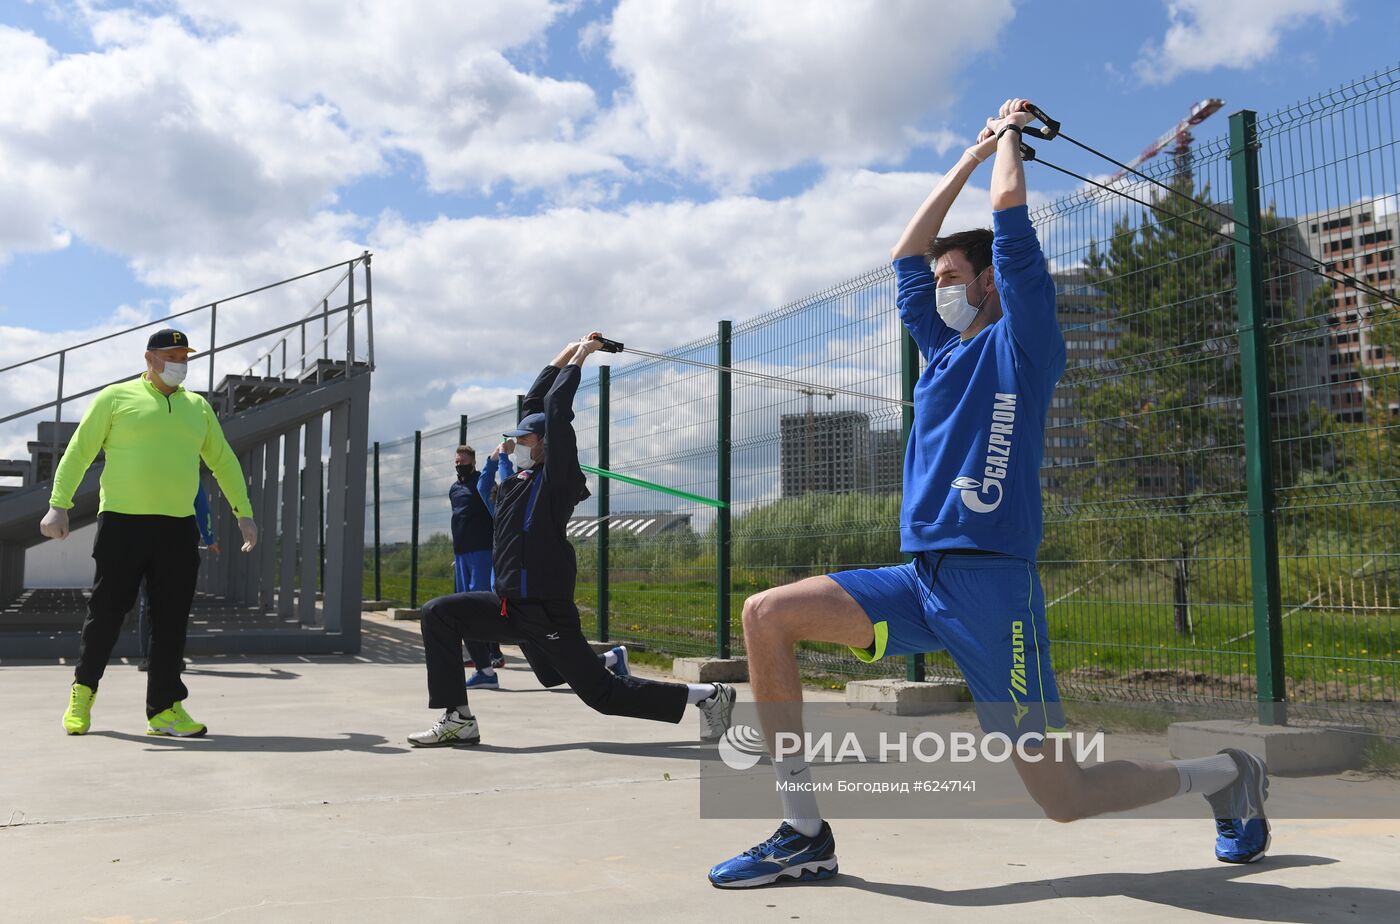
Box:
left=935, top=273, right=991, bottom=333
left=511, top=442, right=537, bottom=469
left=157, top=361, right=188, bottom=387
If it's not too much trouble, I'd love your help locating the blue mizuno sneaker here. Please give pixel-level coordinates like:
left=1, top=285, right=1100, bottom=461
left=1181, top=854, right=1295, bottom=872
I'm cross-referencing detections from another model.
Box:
left=1206, top=748, right=1271, bottom=863
left=608, top=645, right=630, bottom=678
left=709, top=822, right=838, bottom=888
left=465, top=670, right=500, bottom=690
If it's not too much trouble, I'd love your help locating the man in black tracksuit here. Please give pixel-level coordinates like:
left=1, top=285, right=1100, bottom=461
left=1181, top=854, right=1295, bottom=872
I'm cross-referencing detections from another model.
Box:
left=409, top=333, right=736, bottom=747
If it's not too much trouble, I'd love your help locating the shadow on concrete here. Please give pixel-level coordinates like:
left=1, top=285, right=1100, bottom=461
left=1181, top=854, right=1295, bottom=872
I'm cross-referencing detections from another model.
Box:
left=182, top=667, right=301, bottom=680
left=91, top=730, right=409, bottom=755
left=826, top=855, right=1389, bottom=922
left=473, top=739, right=712, bottom=760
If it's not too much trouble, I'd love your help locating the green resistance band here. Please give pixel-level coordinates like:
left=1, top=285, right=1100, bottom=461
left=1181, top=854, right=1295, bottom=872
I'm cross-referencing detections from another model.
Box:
left=579, top=463, right=727, bottom=510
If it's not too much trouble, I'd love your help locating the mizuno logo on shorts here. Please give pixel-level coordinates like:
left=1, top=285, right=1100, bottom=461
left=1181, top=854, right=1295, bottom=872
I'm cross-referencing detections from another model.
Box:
left=1009, top=619, right=1028, bottom=696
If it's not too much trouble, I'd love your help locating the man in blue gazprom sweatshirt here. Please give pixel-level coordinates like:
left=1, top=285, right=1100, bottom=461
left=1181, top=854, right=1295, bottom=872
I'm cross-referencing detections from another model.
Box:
left=708, top=98, right=1271, bottom=889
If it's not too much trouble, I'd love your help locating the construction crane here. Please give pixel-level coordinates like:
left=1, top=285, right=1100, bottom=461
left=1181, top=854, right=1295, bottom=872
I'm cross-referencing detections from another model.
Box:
left=1109, top=98, right=1224, bottom=184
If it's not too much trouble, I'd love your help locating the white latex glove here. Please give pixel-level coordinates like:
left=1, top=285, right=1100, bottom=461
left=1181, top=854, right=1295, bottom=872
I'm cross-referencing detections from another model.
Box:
left=238, top=517, right=258, bottom=552
left=40, top=506, right=70, bottom=540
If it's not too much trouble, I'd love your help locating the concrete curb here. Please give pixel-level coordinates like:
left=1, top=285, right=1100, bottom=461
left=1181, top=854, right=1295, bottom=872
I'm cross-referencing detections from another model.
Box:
left=1167, top=719, right=1370, bottom=775
left=672, top=657, right=748, bottom=683
left=845, top=678, right=969, bottom=716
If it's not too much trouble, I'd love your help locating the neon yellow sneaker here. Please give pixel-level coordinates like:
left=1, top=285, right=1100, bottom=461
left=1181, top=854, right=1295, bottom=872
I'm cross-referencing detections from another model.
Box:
left=146, top=701, right=207, bottom=737
left=63, top=683, right=96, bottom=735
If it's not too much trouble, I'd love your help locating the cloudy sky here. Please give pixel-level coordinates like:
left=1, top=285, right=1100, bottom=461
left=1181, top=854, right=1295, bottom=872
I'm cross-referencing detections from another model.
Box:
left=1, top=0, right=1395, bottom=449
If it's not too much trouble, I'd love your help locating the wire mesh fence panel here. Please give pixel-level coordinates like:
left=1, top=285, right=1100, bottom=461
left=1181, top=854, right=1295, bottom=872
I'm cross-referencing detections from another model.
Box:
left=360, top=64, right=1400, bottom=731
left=730, top=269, right=910, bottom=681
left=410, top=421, right=465, bottom=603
left=364, top=433, right=416, bottom=606
left=570, top=375, right=602, bottom=641
left=1255, top=66, right=1400, bottom=731
left=1034, top=116, right=1259, bottom=710
left=583, top=337, right=722, bottom=657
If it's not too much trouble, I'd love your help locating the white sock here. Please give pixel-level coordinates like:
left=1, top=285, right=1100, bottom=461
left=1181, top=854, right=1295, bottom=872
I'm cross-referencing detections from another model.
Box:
left=603, top=650, right=618, bottom=668
left=686, top=683, right=719, bottom=706
left=1173, top=753, right=1239, bottom=796
left=479, top=666, right=496, bottom=677
left=450, top=704, right=473, bottom=720
left=775, top=756, right=823, bottom=837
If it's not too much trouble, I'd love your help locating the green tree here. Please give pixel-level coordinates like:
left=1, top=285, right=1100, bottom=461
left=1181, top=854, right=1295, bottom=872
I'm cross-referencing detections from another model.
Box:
left=1071, top=176, right=1325, bottom=634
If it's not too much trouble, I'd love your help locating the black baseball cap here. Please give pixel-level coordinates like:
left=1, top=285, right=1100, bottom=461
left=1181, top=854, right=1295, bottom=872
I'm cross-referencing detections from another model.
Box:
left=504, top=412, right=546, bottom=438
left=147, top=328, right=196, bottom=352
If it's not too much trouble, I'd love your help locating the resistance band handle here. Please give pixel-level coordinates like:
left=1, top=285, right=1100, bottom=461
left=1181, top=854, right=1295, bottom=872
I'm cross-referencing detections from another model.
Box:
left=592, top=335, right=625, bottom=353
left=1019, top=101, right=1060, bottom=141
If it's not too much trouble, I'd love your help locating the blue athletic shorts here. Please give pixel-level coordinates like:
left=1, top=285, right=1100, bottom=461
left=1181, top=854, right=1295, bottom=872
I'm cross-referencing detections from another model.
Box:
left=829, top=551, right=1065, bottom=740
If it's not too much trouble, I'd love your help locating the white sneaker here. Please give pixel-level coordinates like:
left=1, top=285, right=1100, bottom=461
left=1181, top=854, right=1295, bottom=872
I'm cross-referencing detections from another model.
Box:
left=408, top=709, right=481, bottom=747
left=698, top=683, right=737, bottom=742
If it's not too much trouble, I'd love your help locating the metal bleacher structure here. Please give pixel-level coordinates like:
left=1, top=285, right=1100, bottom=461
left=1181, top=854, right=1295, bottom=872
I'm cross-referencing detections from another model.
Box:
left=0, top=255, right=374, bottom=657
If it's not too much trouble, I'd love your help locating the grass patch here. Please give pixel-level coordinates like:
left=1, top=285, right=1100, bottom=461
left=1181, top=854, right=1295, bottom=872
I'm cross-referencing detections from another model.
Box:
left=366, top=570, right=1397, bottom=715
left=1059, top=701, right=1180, bottom=736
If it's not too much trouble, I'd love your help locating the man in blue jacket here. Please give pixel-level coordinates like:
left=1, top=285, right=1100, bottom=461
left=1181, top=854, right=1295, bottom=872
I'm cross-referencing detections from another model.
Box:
left=449, top=443, right=506, bottom=689
left=407, top=334, right=735, bottom=747
left=708, top=98, right=1270, bottom=889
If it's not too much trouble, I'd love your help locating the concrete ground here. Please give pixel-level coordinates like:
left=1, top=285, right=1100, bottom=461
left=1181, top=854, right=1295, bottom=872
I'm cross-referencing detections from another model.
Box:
left=3, top=613, right=1398, bottom=924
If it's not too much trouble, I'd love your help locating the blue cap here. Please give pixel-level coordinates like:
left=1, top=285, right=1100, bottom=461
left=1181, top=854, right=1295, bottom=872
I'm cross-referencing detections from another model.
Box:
left=504, top=412, right=546, bottom=438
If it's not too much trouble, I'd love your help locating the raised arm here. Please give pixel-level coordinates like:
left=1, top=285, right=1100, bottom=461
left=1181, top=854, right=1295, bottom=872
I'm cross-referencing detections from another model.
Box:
left=521, top=366, right=562, bottom=418
left=989, top=97, right=1033, bottom=211
left=477, top=444, right=514, bottom=518
left=892, top=132, right=999, bottom=359
left=891, top=133, right=998, bottom=261
left=985, top=98, right=1063, bottom=372
left=538, top=333, right=604, bottom=502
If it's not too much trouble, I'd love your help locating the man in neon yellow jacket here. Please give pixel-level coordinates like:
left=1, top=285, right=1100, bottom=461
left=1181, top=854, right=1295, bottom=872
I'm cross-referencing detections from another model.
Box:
left=40, top=327, right=258, bottom=738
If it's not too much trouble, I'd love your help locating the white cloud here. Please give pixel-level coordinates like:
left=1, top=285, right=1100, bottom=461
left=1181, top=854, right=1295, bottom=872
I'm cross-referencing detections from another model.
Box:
left=356, top=167, right=992, bottom=439
left=1, top=156, right=996, bottom=453
left=597, top=0, right=1013, bottom=189
left=0, top=1, right=617, bottom=268
left=0, top=1, right=1019, bottom=456
left=1134, top=0, right=1347, bottom=85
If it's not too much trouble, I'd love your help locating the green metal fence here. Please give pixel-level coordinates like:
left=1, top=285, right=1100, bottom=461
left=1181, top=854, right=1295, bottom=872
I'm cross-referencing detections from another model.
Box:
left=366, top=64, right=1400, bottom=732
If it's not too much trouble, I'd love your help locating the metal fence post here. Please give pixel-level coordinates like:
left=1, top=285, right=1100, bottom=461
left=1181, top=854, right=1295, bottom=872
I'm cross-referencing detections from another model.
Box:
left=459, top=414, right=468, bottom=447
left=597, top=365, right=611, bottom=643
left=1229, top=109, right=1286, bottom=726
left=901, top=329, right=925, bottom=683
left=346, top=259, right=355, bottom=374
left=362, top=252, right=375, bottom=370
left=516, top=394, right=524, bottom=422
left=53, top=351, right=65, bottom=475
left=410, top=429, right=422, bottom=610
left=208, top=303, right=218, bottom=394
left=373, top=441, right=382, bottom=602
left=717, top=321, right=733, bottom=660
left=318, top=463, right=325, bottom=591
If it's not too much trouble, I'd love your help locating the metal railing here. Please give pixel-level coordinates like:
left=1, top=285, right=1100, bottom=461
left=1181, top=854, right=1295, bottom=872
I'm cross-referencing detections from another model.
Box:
left=0, top=254, right=374, bottom=471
